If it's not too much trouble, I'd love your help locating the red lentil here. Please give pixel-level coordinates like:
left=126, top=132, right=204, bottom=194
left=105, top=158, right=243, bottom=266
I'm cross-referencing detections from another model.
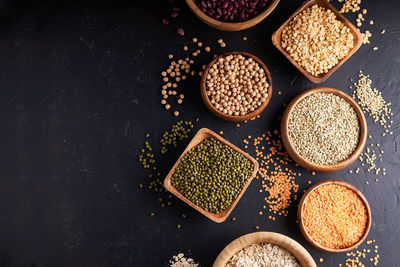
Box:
left=246, top=130, right=299, bottom=220
left=303, top=184, right=368, bottom=249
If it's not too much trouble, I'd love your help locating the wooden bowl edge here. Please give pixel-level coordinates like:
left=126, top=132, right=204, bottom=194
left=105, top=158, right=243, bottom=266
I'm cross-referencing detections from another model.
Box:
left=213, top=231, right=317, bottom=267
left=201, top=51, right=273, bottom=122
left=164, top=128, right=259, bottom=223
left=281, top=87, right=367, bottom=172
left=297, top=180, right=372, bottom=253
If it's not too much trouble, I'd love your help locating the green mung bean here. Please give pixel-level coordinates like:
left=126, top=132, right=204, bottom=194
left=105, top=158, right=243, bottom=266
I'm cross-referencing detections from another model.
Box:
left=171, top=138, right=253, bottom=213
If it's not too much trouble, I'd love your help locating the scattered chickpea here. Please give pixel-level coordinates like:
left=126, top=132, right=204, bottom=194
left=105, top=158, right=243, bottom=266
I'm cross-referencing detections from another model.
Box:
left=165, top=104, right=171, bottom=110
left=172, top=83, right=177, bottom=88
left=168, top=54, right=173, bottom=59
left=161, top=99, right=166, bottom=105
left=197, top=42, right=203, bottom=47
left=180, top=94, right=185, bottom=99
left=177, top=99, right=183, bottom=104
left=217, top=38, right=223, bottom=44
left=163, top=77, right=168, bottom=82
left=192, top=37, right=197, bottom=43
left=205, top=46, right=211, bottom=52
left=174, top=111, right=179, bottom=116
left=243, top=36, right=247, bottom=40
left=220, top=42, right=226, bottom=48
left=183, top=45, right=188, bottom=51
left=192, top=52, right=198, bottom=57
left=161, top=71, right=167, bottom=76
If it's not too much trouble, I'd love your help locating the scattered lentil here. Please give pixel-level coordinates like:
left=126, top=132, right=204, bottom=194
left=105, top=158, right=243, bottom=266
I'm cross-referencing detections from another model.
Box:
left=246, top=130, right=299, bottom=220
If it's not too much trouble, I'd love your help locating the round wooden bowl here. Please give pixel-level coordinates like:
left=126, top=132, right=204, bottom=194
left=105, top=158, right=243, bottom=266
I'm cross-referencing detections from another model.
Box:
left=186, top=0, right=280, bottom=31
left=213, top=231, right=317, bottom=267
left=297, top=180, right=372, bottom=253
left=201, top=51, right=273, bottom=122
left=281, top=87, right=367, bottom=172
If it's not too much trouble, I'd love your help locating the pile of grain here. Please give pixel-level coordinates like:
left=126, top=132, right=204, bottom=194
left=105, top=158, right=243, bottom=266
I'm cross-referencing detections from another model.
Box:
left=302, top=184, right=368, bottom=249
left=226, top=243, right=300, bottom=267
left=288, top=92, right=360, bottom=165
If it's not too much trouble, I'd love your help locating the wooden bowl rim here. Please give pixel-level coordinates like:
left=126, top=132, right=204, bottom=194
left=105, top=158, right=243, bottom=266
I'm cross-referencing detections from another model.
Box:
left=185, top=0, right=281, bottom=31
left=163, top=128, right=259, bottom=223
left=271, top=0, right=363, bottom=83
left=201, top=51, right=273, bottom=122
left=213, top=231, right=317, bottom=267
left=281, top=87, right=367, bottom=172
left=297, top=180, right=372, bottom=253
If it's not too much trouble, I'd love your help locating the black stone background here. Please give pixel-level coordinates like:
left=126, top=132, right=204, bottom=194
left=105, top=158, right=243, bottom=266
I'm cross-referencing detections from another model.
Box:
left=0, top=0, right=399, bottom=266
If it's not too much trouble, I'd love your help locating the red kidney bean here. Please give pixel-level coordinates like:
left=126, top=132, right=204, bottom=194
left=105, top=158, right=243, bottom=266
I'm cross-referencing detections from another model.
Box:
left=195, top=0, right=269, bottom=22
left=177, top=28, right=185, bottom=36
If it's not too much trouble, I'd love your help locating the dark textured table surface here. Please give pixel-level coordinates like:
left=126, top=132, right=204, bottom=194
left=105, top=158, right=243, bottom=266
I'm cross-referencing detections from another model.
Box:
left=0, top=0, right=399, bottom=266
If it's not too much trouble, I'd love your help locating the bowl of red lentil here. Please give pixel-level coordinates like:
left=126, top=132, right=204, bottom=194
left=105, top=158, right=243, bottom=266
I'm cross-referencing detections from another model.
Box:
left=271, top=0, right=363, bottom=83
left=298, top=180, right=371, bottom=253
left=281, top=87, right=367, bottom=172
left=201, top=51, right=273, bottom=122
left=186, top=0, right=280, bottom=31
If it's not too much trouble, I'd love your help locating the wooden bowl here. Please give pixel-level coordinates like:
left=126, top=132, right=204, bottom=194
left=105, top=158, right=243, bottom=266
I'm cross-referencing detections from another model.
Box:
left=164, top=128, right=259, bottom=223
left=281, top=87, right=367, bottom=172
left=213, top=231, right=317, bottom=267
left=185, top=0, right=280, bottom=31
left=201, top=51, right=273, bottom=122
left=297, top=180, right=372, bottom=253
left=271, top=0, right=363, bottom=83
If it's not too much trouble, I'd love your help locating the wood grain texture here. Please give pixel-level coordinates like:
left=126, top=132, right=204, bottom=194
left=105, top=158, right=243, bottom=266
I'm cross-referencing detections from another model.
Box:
left=164, top=128, right=259, bottom=223
left=281, top=87, right=367, bottom=172
left=201, top=51, right=273, bottom=122
left=271, top=0, right=363, bottom=83
left=185, top=0, right=280, bottom=31
left=297, top=180, right=372, bottom=253
left=213, top=231, right=317, bottom=267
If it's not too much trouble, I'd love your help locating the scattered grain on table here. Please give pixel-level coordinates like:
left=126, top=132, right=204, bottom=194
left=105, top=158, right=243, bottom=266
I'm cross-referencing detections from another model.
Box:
left=245, top=130, right=299, bottom=220
left=169, top=253, right=199, bottom=267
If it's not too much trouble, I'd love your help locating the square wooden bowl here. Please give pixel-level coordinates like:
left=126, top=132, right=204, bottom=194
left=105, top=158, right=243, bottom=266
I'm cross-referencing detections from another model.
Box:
left=271, top=0, right=363, bottom=83
left=164, top=128, right=259, bottom=223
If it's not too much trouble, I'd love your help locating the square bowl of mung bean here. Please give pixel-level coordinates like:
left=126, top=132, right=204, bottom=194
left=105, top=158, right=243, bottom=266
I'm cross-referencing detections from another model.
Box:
left=271, top=0, right=363, bottom=83
left=164, top=128, right=259, bottom=223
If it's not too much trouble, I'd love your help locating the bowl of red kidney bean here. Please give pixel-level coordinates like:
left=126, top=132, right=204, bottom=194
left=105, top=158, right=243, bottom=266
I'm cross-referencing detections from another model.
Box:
left=186, top=0, right=280, bottom=31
